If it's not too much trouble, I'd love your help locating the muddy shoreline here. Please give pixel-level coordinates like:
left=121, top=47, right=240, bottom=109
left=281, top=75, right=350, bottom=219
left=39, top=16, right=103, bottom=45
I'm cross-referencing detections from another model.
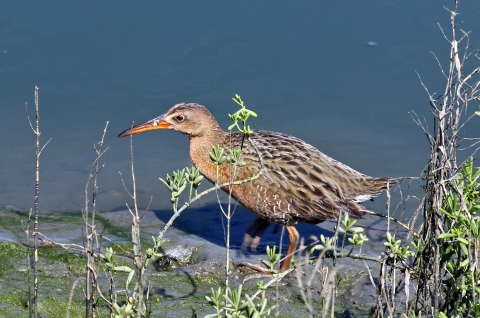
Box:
left=0, top=205, right=407, bottom=317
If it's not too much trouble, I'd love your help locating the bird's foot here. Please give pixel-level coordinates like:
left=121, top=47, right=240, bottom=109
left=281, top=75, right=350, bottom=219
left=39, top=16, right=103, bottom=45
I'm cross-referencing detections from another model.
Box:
left=236, top=263, right=293, bottom=283
left=236, top=261, right=280, bottom=283
left=237, top=261, right=274, bottom=274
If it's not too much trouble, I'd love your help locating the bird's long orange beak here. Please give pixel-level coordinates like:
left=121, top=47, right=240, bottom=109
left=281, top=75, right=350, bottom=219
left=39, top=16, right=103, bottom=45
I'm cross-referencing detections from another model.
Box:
left=117, top=115, right=170, bottom=138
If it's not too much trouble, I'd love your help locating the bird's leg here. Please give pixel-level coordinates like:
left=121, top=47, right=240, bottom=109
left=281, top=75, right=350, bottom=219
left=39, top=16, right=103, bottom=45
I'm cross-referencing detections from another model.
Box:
left=279, top=225, right=299, bottom=272
left=237, top=225, right=299, bottom=277
left=241, top=217, right=272, bottom=252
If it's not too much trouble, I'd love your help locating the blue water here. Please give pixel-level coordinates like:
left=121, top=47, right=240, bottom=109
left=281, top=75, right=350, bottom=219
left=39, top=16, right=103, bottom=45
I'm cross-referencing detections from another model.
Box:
left=1, top=1, right=479, bottom=214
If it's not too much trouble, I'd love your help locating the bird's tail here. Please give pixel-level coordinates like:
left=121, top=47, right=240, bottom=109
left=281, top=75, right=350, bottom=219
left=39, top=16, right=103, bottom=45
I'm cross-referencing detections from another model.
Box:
left=343, top=178, right=397, bottom=219
left=372, top=177, right=397, bottom=193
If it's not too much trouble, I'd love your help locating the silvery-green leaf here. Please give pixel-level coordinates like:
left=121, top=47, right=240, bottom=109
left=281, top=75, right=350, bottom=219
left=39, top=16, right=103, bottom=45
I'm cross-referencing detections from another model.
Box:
left=114, top=266, right=133, bottom=273
left=347, top=227, right=364, bottom=234
left=178, top=182, right=187, bottom=194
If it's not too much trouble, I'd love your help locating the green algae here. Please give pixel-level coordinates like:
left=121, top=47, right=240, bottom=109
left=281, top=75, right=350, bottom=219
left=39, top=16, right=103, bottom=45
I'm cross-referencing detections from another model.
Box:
left=0, top=242, right=23, bottom=278
left=0, top=241, right=227, bottom=317
left=0, top=207, right=377, bottom=317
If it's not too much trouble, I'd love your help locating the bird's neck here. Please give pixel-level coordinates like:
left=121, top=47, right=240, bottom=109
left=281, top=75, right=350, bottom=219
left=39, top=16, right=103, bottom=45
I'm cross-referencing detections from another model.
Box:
left=188, top=125, right=228, bottom=183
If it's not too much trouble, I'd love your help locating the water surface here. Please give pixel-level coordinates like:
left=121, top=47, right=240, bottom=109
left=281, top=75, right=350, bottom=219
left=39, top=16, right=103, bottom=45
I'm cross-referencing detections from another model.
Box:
left=1, top=1, right=479, bottom=215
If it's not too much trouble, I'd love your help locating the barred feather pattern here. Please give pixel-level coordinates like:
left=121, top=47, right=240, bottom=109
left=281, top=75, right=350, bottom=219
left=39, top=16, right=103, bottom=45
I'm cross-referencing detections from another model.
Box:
left=119, top=102, right=396, bottom=273
left=190, top=127, right=396, bottom=226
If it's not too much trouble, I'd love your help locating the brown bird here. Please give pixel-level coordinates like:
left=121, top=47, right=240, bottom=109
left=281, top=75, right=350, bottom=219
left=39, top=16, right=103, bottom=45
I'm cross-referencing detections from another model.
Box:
left=118, top=103, right=396, bottom=273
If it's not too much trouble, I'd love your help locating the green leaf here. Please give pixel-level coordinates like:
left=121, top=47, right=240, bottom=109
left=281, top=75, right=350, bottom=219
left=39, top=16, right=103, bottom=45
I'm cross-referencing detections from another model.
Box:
left=447, top=261, right=455, bottom=273
left=439, top=208, right=454, bottom=218
left=336, top=226, right=346, bottom=234
left=209, top=152, right=217, bottom=162
left=439, top=232, right=456, bottom=239
left=177, top=182, right=187, bottom=195
left=386, top=232, right=392, bottom=241
left=457, top=237, right=469, bottom=245
left=460, top=258, right=470, bottom=268
left=459, top=242, right=469, bottom=255
left=114, top=266, right=133, bottom=273
left=347, top=226, right=364, bottom=234
left=126, top=270, right=135, bottom=290
left=159, top=178, right=173, bottom=191
left=469, top=205, right=480, bottom=213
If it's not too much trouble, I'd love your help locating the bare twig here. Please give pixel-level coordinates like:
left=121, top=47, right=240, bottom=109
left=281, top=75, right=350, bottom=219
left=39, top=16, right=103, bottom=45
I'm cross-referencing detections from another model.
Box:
left=83, top=121, right=109, bottom=317
left=25, top=86, right=50, bottom=318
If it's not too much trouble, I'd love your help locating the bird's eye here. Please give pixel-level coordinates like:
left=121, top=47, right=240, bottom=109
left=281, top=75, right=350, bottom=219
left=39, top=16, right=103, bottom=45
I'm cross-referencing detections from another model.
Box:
left=175, top=115, right=185, bottom=122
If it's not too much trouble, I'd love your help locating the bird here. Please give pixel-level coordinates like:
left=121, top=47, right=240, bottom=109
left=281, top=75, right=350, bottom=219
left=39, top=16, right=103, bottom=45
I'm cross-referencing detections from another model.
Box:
left=118, top=103, right=396, bottom=273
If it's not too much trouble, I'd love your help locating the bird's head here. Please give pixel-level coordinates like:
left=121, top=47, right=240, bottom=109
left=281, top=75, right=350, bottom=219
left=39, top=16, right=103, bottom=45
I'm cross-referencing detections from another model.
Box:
left=118, top=103, right=219, bottom=138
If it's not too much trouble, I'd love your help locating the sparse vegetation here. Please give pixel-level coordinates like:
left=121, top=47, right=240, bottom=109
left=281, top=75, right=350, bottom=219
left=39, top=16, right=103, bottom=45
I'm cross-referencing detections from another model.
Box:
left=2, top=1, right=479, bottom=317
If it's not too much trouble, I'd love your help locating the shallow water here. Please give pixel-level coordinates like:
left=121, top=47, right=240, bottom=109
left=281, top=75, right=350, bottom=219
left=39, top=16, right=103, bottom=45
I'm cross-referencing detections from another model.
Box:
left=1, top=1, right=479, bottom=215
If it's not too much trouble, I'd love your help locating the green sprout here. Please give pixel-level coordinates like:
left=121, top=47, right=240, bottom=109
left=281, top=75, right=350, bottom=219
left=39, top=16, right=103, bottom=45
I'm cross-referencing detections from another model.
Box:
left=185, top=166, right=204, bottom=198
left=159, top=169, right=187, bottom=208
left=261, top=245, right=280, bottom=274
left=228, top=94, right=257, bottom=137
